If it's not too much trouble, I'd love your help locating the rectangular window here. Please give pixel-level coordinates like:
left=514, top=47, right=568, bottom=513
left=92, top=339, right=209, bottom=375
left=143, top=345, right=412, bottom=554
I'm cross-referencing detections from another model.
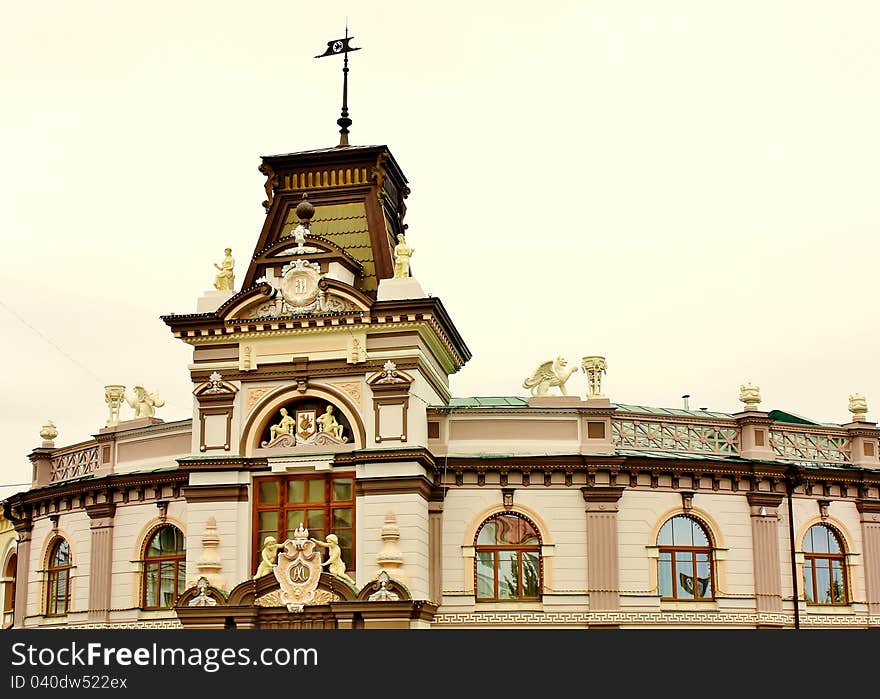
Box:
left=253, top=473, right=356, bottom=575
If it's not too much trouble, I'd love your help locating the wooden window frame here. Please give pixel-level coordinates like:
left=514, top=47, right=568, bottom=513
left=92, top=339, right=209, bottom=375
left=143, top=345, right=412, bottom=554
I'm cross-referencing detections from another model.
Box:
left=141, top=525, right=187, bottom=610
left=45, top=538, right=72, bottom=617
left=252, top=473, right=356, bottom=575
left=803, top=525, right=849, bottom=606
left=474, top=512, right=542, bottom=602
left=657, top=515, right=715, bottom=602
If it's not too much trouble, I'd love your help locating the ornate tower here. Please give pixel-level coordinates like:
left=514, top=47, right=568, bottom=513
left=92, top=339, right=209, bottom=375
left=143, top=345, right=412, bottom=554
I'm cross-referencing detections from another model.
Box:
left=162, top=141, right=470, bottom=601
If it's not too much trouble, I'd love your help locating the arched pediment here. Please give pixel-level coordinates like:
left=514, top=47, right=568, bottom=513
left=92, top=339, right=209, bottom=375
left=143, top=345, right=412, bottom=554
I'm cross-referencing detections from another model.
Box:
left=215, top=278, right=372, bottom=322
left=241, top=384, right=366, bottom=456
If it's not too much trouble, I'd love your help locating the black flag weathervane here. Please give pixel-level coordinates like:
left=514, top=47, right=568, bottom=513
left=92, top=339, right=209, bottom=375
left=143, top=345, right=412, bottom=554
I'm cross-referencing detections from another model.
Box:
left=316, top=24, right=362, bottom=147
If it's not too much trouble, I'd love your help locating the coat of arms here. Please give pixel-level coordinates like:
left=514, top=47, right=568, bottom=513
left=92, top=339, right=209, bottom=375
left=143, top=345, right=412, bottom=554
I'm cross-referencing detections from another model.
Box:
left=274, top=525, right=323, bottom=612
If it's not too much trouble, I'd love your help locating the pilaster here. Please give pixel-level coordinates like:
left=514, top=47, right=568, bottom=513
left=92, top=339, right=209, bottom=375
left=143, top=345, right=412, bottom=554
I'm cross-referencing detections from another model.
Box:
left=581, top=486, right=624, bottom=617
left=746, top=491, right=784, bottom=620
left=85, top=502, right=116, bottom=623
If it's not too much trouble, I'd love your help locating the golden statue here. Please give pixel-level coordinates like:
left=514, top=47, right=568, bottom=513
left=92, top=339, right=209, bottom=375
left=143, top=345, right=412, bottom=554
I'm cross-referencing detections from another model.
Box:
left=313, top=534, right=356, bottom=587
left=522, top=357, right=579, bottom=396
left=315, top=405, right=344, bottom=440
left=392, top=233, right=413, bottom=279
left=253, top=535, right=285, bottom=579
left=125, top=385, right=165, bottom=419
left=269, top=407, right=295, bottom=440
left=213, top=247, right=235, bottom=291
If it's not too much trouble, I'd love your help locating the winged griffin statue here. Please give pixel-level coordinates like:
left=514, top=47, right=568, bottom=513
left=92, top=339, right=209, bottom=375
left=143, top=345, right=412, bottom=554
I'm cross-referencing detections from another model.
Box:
left=522, top=356, right=579, bottom=396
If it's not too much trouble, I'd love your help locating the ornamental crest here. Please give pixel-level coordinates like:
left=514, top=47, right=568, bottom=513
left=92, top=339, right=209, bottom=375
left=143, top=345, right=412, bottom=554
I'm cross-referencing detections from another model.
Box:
left=274, top=525, right=323, bottom=612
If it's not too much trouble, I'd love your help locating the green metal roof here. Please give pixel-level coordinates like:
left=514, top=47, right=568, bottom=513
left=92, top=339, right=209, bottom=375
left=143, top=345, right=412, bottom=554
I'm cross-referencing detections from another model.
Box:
left=447, top=397, right=528, bottom=408
left=442, top=397, right=731, bottom=418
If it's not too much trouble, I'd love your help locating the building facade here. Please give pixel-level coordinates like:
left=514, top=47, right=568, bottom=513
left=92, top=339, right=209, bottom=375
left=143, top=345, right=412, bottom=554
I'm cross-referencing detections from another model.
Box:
left=3, top=142, right=880, bottom=629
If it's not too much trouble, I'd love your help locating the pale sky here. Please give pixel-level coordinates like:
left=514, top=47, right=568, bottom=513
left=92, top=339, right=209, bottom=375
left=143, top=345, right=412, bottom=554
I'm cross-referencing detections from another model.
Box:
left=2, top=1, right=879, bottom=493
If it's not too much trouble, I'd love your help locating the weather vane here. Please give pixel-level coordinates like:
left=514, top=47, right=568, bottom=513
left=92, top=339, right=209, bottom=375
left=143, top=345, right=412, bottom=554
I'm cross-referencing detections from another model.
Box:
left=316, top=23, right=362, bottom=147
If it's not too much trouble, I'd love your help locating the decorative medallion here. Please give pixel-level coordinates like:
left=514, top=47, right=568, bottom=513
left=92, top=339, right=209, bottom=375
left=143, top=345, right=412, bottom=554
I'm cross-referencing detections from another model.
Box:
left=279, top=259, right=321, bottom=307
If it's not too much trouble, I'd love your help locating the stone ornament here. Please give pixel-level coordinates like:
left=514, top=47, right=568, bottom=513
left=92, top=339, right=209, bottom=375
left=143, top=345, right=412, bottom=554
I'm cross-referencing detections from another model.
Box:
left=268, top=408, right=295, bottom=441
left=582, top=356, right=608, bottom=398
left=315, top=405, right=344, bottom=440
left=393, top=233, right=414, bottom=279
left=188, top=577, right=218, bottom=607
left=274, top=525, right=324, bottom=612
left=522, top=356, right=579, bottom=396
left=262, top=404, right=348, bottom=448
left=375, top=360, right=406, bottom=384
left=125, top=386, right=165, bottom=419
left=367, top=571, right=400, bottom=602
left=377, top=512, right=406, bottom=583
left=849, top=393, right=868, bottom=421
left=213, top=248, right=235, bottom=292
left=104, top=384, right=126, bottom=427
left=39, top=420, right=58, bottom=444
left=254, top=535, right=285, bottom=580
left=196, top=516, right=224, bottom=590
left=739, top=382, right=761, bottom=411
left=313, top=533, right=357, bottom=588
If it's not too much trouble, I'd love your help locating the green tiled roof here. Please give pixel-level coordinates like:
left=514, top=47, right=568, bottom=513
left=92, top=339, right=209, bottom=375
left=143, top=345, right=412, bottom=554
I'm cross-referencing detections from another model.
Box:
left=280, top=203, right=378, bottom=292
left=447, top=397, right=529, bottom=407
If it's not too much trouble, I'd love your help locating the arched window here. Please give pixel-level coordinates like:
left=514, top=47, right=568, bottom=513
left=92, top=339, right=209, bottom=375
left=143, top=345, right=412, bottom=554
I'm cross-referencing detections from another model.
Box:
left=143, top=526, right=186, bottom=609
left=657, top=515, right=714, bottom=600
left=46, top=539, right=72, bottom=616
left=475, top=513, right=541, bottom=601
left=803, top=524, right=848, bottom=605
left=3, top=552, right=16, bottom=627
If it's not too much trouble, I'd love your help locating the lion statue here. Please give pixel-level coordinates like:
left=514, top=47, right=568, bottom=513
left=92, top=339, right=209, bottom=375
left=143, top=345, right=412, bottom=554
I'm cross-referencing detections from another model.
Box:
left=523, top=356, right=579, bottom=396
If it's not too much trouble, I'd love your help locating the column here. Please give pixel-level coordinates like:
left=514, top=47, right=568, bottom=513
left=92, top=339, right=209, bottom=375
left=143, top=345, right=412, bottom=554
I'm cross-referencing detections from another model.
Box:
left=856, top=500, right=880, bottom=621
left=746, top=492, right=784, bottom=621
left=581, top=486, right=624, bottom=615
left=85, top=502, right=116, bottom=623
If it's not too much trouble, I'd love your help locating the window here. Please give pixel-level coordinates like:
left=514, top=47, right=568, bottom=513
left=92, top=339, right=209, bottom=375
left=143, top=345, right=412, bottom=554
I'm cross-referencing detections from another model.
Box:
left=657, top=515, right=714, bottom=600
left=46, top=538, right=72, bottom=616
left=803, top=524, right=848, bottom=605
left=475, top=513, right=541, bottom=601
left=3, top=552, right=16, bottom=625
left=143, top=525, right=186, bottom=609
left=253, top=474, right=355, bottom=573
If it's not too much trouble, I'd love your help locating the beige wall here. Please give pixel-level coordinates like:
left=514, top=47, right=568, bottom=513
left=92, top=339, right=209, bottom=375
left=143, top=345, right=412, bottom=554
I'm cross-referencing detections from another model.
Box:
left=356, top=493, right=429, bottom=599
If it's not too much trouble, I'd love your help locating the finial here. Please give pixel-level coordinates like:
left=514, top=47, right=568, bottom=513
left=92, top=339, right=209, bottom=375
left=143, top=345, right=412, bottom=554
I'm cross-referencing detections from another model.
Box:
left=40, top=420, right=58, bottom=447
left=581, top=356, right=608, bottom=399
left=315, top=27, right=362, bottom=147
left=295, top=192, right=315, bottom=226
left=849, top=393, right=868, bottom=422
left=739, top=382, right=761, bottom=411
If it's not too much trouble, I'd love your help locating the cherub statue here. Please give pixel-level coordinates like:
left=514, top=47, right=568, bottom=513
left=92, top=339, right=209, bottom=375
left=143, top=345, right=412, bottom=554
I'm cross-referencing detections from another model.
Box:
left=392, top=233, right=413, bottom=279
left=253, top=535, right=285, bottom=579
left=269, top=407, right=295, bottom=440
left=315, top=405, right=344, bottom=440
left=312, top=534, right=356, bottom=587
left=125, top=386, right=165, bottom=419
left=213, top=248, right=235, bottom=291
left=522, top=356, right=579, bottom=396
